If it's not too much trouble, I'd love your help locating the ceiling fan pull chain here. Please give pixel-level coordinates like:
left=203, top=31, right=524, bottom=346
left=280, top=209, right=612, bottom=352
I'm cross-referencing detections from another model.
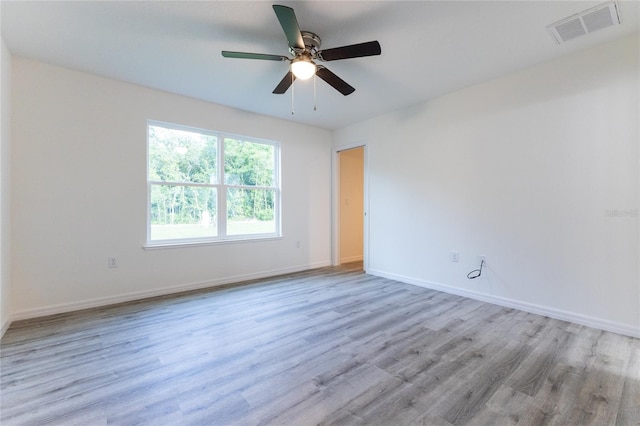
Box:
left=291, top=72, right=295, bottom=115
left=313, top=73, right=317, bottom=111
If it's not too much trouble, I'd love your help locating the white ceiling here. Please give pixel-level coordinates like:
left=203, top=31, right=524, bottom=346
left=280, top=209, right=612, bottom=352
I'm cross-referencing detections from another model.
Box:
left=2, top=1, right=639, bottom=130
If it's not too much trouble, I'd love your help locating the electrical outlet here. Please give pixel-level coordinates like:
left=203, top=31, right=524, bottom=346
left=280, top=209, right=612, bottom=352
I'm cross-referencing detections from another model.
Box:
left=108, top=256, right=118, bottom=268
left=478, top=255, right=487, bottom=266
left=450, top=251, right=459, bottom=262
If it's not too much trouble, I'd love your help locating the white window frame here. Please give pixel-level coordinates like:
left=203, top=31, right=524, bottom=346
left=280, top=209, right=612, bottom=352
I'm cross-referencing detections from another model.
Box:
left=146, top=120, right=281, bottom=248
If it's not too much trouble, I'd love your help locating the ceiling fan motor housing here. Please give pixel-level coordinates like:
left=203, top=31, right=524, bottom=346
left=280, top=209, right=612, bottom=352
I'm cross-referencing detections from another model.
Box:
left=291, top=31, right=321, bottom=57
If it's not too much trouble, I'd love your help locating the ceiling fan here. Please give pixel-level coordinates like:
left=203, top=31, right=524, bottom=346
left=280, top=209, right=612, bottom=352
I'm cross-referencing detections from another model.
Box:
left=221, top=4, right=381, bottom=96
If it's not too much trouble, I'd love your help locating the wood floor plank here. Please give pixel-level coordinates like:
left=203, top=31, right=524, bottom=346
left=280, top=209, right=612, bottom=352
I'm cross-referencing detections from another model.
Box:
left=440, top=340, right=533, bottom=425
left=1, top=262, right=638, bottom=425
left=615, top=336, right=640, bottom=425
left=506, top=326, right=575, bottom=397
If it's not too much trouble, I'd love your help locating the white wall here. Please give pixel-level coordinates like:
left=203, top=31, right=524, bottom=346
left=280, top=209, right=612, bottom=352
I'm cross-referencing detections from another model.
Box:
left=334, top=34, right=640, bottom=337
left=1, top=37, right=12, bottom=336
left=11, top=57, right=332, bottom=318
left=339, top=147, right=364, bottom=263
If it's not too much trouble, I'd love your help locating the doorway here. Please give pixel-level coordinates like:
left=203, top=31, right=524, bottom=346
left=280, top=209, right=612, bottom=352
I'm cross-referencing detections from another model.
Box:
left=334, top=145, right=367, bottom=270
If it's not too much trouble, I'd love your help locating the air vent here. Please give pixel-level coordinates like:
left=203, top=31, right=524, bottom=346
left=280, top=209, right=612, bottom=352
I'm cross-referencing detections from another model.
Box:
left=547, top=1, right=621, bottom=44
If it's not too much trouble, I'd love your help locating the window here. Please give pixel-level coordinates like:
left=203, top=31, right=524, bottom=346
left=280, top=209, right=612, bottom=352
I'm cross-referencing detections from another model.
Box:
left=147, top=121, right=280, bottom=245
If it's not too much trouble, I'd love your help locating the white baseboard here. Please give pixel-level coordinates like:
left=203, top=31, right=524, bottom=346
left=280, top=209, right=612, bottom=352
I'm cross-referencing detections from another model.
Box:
left=7, top=263, right=638, bottom=340
left=0, top=316, right=11, bottom=340
left=368, top=268, right=640, bottom=339
left=10, top=261, right=331, bottom=322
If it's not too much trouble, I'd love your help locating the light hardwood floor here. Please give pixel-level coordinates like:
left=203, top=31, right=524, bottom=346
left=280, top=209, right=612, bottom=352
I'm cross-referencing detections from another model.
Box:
left=1, top=263, right=639, bottom=425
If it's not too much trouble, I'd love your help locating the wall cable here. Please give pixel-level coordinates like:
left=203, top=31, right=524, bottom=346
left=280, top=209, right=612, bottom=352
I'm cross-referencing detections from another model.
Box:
left=467, top=260, right=485, bottom=279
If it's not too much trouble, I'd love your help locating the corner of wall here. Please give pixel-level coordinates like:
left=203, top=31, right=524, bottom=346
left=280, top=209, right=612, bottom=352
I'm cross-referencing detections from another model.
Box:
left=337, top=35, right=639, bottom=335
left=0, top=36, right=13, bottom=339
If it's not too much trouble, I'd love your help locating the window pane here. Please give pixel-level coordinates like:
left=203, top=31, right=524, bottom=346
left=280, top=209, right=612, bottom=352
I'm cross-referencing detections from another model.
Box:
left=150, top=184, right=217, bottom=240
left=149, top=125, right=217, bottom=184
left=224, top=138, right=275, bottom=186
left=227, top=188, right=276, bottom=235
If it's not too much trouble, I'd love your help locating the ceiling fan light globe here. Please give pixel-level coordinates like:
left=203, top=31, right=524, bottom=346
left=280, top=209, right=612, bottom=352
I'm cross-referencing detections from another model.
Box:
left=291, top=60, right=316, bottom=80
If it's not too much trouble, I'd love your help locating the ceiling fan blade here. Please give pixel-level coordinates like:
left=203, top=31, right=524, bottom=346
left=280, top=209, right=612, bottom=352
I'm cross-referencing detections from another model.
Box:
left=272, top=5, right=305, bottom=50
left=273, top=71, right=296, bottom=94
left=316, top=66, right=355, bottom=96
left=318, top=41, right=381, bottom=61
left=222, top=51, right=289, bottom=61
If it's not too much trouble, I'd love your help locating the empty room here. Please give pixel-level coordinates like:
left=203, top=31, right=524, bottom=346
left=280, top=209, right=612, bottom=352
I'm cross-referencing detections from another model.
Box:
left=1, top=1, right=638, bottom=424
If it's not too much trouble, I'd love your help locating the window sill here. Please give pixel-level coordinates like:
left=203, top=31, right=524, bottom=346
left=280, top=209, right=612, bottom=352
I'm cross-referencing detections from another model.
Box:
left=143, top=235, right=283, bottom=250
